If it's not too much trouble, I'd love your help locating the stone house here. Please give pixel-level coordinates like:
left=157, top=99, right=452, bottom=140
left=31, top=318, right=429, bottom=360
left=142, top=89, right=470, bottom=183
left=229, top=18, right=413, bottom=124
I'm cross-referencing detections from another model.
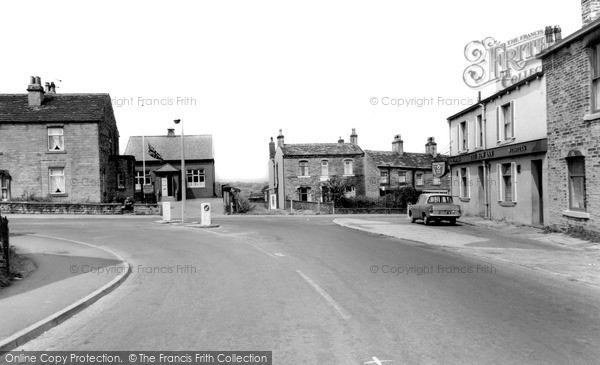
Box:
left=364, top=135, right=450, bottom=198
left=267, top=129, right=448, bottom=209
left=124, top=130, right=215, bottom=201
left=537, top=0, right=600, bottom=233
left=0, top=76, right=134, bottom=203
left=267, top=129, right=365, bottom=208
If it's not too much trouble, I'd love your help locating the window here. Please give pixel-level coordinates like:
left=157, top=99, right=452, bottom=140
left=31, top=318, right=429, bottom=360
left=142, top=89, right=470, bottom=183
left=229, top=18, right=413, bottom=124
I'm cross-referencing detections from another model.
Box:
left=299, top=160, right=309, bottom=176
left=48, top=128, right=64, bottom=151
left=0, top=174, right=9, bottom=201
left=298, top=187, right=311, bottom=201
left=381, top=171, right=389, bottom=184
left=496, top=102, right=515, bottom=142
left=459, top=167, right=470, bottom=199
left=344, top=186, right=356, bottom=197
left=398, top=172, right=406, bottom=183
left=476, top=114, right=484, bottom=148
left=321, top=160, right=329, bottom=177
left=117, top=174, right=125, bottom=189
left=428, top=196, right=453, bottom=204
left=49, top=168, right=65, bottom=194
left=135, top=171, right=150, bottom=191
left=497, top=163, right=517, bottom=203
left=568, top=157, right=586, bottom=210
left=187, top=169, right=206, bottom=188
left=344, top=159, right=354, bottom=175
left=592, top=44, right=600, bottom=112
left=416, top=172, right=424, bottom=186
left=460, top=121, right=468, bottom=151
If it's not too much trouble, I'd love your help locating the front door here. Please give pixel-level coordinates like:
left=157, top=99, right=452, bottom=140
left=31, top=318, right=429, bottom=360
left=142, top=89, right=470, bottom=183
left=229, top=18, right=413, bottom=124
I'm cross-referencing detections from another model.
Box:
left=531, top=160, right=544, bottom=226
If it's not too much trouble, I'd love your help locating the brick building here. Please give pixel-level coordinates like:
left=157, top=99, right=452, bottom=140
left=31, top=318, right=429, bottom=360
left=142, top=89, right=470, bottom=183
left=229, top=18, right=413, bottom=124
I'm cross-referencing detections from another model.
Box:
left=364, top=135, right=450, bottom=198
left=447, top=72, right=548, bottom=226
left=0, top=77, right=134, bottom=203
left=124, top=130, right=215, bottom=201
left=537, top=0, right=600, bottom=233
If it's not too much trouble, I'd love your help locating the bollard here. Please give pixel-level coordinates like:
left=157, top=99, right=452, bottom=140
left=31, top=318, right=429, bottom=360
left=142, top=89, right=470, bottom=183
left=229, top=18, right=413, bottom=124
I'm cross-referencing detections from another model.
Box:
left=162, top=201, right=171, bottom=222
left=201, top=203, right=211, bottom=226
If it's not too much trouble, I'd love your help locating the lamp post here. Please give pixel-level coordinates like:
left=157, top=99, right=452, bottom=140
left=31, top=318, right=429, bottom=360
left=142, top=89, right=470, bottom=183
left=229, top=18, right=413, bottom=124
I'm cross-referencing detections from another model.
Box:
left=174, top=119, right=186, bottom=223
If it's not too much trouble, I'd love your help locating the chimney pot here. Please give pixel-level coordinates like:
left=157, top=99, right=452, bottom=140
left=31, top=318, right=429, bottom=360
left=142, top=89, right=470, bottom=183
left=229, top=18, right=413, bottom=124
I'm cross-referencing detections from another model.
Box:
left=350, top=128, right=358, bottom=145
left=338, top=137, right=344, bottom=143
left=167, top=128, right=175, bottom=137
left=392, top=134, right=404, bottom=153
left=277, top=129, right=285, bottom=147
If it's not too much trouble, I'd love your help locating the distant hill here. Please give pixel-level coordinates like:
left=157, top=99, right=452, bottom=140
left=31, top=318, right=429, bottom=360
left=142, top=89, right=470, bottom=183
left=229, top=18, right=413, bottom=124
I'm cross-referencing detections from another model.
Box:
left=217, top=181, right=268, bottom=196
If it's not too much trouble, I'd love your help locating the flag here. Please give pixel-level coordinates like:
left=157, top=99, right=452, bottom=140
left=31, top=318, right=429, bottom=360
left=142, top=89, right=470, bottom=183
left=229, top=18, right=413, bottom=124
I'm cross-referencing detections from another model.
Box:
left=148, top=143, right=163, bottom=162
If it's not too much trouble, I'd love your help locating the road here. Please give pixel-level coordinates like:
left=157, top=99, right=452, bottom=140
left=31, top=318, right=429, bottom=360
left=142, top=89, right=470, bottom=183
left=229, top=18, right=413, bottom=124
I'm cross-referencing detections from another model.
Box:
left=7, top=216, right=600, bottom=364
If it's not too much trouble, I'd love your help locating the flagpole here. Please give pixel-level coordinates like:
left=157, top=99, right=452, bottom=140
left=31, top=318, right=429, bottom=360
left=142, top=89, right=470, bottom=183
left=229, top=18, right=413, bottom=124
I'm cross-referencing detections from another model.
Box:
left=142, top=135, right=146, bottom=203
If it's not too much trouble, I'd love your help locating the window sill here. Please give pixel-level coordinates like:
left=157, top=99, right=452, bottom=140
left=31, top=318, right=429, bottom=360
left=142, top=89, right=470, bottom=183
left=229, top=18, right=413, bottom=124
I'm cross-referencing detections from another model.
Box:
left=459, top=197, right=470, bottom=202
left=562, top=210, right=590, bottom=219
left=320, top=176, right=329, bottom=181
left=583, top=112, right=600, bottom=121
left=497, top=138, right=516, bottom=146
left=499, top=202, right=517, bottom=207
left=46, top=150, right=67, bottom=154
left=49, top=193, right=68, bottom=197
left=297, top=175, right=311, bottom=178
left=343, top=174, right=355, bottom=177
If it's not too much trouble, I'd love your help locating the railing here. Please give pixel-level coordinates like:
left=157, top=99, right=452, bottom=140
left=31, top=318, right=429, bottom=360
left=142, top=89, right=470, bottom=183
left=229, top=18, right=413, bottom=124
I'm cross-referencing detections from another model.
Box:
left=0, top=214, right=9, bottom=276
left=334, top=208, right=407, bottom=215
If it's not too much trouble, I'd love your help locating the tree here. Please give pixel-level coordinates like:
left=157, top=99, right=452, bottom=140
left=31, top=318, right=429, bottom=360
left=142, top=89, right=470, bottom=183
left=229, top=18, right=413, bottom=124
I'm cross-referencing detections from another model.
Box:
left=324, top=176, right=349, bottom=206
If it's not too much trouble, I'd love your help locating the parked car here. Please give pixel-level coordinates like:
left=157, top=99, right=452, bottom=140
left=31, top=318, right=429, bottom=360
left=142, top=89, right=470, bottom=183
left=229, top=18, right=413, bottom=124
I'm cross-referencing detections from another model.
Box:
left=409, top=194, right=461, bottom=225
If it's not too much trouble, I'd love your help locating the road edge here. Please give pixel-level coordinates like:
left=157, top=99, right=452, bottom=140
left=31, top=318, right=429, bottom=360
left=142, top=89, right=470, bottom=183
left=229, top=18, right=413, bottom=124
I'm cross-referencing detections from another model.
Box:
left=0, top=235, right=131, bottom=353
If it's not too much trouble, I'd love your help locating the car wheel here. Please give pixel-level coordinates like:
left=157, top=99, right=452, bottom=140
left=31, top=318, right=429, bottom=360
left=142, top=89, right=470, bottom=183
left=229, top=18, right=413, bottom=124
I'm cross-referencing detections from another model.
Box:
left=449, top=218, right=456, bottom=225
left=423, top=215, right=430, bottom=225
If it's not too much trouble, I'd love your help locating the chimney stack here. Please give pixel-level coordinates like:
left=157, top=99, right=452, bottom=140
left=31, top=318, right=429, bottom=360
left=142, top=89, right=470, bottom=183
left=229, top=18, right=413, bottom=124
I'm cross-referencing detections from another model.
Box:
left=269, top=137, right=276, bottom=159
left=49, top=82, right=56, bottom=94
left=27, top=76, right=44, bottom=107
left=545, top=26, right=554, bottom=44
left=167, top=128, right=175, bottom=137
left=582, top=0, right=600, bottom=26
left=392, top=134, right=403, bottom=154
left=553, top=26, right=562, bottom=41
left=338, top=137, right=344, bottom=144
left=425, top=137, right=437, bottom=158
left=277, top=129, right=285, bottom=148
left=350, top=128, right=358, bottom=145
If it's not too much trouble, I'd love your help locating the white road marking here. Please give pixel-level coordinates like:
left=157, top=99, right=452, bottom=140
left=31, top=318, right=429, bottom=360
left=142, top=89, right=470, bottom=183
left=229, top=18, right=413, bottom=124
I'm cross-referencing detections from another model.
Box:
left=242, top=241, right=279, bottom=259
left=295, top=270, right=351, bottom=320
left=364, top=356, right=393, bottom=364
left=273, top=252, right=287, bottom=257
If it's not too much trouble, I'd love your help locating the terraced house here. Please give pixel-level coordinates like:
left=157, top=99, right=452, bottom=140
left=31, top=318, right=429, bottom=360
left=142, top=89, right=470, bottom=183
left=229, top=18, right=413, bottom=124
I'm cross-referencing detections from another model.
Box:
left=0, top=77, right=135, bottom=203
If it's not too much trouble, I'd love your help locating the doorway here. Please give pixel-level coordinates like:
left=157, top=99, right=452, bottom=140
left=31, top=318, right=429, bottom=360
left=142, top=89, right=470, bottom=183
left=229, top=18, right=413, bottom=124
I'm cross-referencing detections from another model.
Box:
left=531, top=160, right=544, bottom=226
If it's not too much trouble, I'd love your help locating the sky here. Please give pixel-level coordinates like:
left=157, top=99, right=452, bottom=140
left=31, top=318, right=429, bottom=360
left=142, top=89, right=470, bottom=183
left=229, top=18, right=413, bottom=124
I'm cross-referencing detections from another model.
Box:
left=0, top=1, right=582, bottom=181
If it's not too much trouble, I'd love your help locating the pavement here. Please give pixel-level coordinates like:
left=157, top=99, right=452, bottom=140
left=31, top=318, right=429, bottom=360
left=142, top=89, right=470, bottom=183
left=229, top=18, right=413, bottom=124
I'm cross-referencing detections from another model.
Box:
left=334, top=215, right=600, bottom=288
left=0, top=233, right=129, bottom=352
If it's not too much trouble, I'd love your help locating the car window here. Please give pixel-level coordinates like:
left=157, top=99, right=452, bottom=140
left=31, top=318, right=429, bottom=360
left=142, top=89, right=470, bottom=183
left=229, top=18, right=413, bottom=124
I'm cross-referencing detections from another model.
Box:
left=428, top=196, right=453, bottom=204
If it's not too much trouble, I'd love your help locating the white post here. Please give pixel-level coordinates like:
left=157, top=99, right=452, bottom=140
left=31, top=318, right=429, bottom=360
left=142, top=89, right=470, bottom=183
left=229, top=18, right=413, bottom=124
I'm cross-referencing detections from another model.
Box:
left=175, top=119, right=186, bottom=223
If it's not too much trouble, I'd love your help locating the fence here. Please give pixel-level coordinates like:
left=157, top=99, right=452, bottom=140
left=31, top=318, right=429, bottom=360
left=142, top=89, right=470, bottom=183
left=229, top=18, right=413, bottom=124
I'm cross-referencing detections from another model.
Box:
left=285, top=200, right=334, bottom=214
left=334, top=207, right=407, bottom=215
left=0, top=215, right=9, bottom=276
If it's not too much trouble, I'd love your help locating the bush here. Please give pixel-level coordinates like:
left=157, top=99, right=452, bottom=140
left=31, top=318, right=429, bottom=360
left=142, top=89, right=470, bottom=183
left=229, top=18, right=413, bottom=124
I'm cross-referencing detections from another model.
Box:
left=236, top=195, right=256, bottom=213
left=12, top=188, right=54, bottom=202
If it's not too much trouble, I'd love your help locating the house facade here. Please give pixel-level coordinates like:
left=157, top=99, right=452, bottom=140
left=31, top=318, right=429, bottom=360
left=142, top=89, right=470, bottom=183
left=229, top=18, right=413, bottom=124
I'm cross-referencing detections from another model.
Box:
left=268, top=129, right=365, bottom=208
left=364, top=135, right=450, bottom=198
left=124, top=129, right=216, bottom=201
left=537, top=0, right=600, bottom=233
left=0, top=76, right=134, bottom=203
left=447, top=72, right=549, bottom=226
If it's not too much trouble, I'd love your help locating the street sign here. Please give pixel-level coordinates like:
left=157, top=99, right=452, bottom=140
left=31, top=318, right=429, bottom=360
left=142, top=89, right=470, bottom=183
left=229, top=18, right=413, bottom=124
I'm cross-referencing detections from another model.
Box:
left=143, top=184, right=153, bottom=194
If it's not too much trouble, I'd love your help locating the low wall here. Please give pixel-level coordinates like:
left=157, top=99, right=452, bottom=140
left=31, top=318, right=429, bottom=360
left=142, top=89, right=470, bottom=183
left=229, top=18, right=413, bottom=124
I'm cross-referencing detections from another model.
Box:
left=0, top=202, right=160, bottom=215
left=284, top=200, right=334, bottom=214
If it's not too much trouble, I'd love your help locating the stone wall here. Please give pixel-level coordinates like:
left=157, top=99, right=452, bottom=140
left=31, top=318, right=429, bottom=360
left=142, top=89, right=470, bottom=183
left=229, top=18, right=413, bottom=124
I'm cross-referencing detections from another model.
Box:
left=0, top=202, right=159, bottom=215
left=543, top=40, right=600, bottom=232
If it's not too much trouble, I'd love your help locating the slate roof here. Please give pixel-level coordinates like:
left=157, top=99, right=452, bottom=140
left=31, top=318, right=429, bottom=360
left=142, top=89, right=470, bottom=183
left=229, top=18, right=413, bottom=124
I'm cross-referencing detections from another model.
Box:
left=281, top=143, right=363, bottom=157
left=0, top=94, right=112, bottom=122
left=124, top=135, right=214, bottom=161
left=365, top=150, right=445, bottom=169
